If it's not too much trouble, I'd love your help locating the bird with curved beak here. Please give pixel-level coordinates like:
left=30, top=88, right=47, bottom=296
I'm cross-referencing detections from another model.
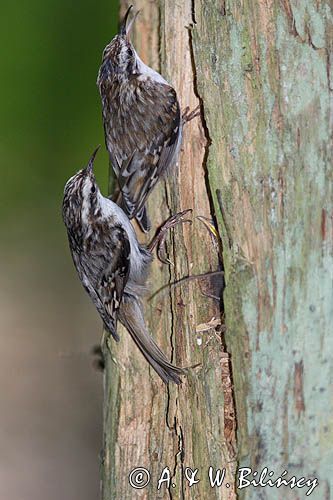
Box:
left=62, top=147, right=191, bottom=384
left=97, top=5, right=183, bottom=233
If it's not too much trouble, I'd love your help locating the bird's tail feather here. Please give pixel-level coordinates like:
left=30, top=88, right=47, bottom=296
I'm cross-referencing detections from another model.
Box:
left=115, top=191, right=151, bottom=233
left=135, top=205, right=151, bottom=233
left=119, top=298, right=183, bottom=384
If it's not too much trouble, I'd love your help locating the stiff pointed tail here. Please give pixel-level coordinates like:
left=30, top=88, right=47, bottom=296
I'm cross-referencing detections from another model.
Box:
left=119, top=298, right=183, bottom=384
left=115, top=190, right=151, bottom=233
left=135, top=205, right=151, bottom=233
left=109, top=137, right=151, bottom=232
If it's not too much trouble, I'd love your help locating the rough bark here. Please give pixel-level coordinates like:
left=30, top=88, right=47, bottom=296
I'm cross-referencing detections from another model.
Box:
left=191, top=1, right=332, bottom=499
left=102, top=1, right=332, bottom=499
left=101, top=1, right=235, bottom=499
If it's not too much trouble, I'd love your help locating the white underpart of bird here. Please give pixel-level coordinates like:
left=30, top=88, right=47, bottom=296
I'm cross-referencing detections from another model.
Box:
left=134, top=50, right=169, bottom=85
left=97, top=190, right=147, bottom=281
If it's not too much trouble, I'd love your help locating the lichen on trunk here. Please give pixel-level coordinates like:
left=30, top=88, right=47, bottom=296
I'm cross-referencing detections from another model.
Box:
left=192, top=1, right=333, bottom=499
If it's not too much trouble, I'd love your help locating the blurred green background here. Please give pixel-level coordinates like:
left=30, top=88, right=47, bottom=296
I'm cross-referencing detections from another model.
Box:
left=0, top=1, right=118, bottom=498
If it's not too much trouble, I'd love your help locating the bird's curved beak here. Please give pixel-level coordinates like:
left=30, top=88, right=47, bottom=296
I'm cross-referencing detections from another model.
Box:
left=86, top=145, right=101, bottom=173
left=119, top=5, right=140, bottom=40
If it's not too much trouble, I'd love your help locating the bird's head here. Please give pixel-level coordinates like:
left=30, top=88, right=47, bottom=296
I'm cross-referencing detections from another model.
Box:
left=63, top=146, right=101, bottom=227
left=98, top=5, right=140, bottom=82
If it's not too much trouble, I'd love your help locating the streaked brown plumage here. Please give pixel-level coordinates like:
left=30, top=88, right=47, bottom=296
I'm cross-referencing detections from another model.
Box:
left=97, top=5, right=182, bottom=232
left=62, top=148, right=184, bottom=384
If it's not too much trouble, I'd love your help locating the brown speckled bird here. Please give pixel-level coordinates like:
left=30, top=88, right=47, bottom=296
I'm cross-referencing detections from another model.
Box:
left=97, top=5, right=182, bottom=232
left=62, top=148, right=187, bottom=384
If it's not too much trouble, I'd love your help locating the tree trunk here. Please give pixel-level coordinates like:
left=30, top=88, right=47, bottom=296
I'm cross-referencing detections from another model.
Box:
left=102, top=1, right=332, bottom=499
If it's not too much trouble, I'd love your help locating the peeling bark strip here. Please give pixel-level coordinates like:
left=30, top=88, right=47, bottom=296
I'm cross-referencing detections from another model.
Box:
left=102, top=1, right=236, bottom=499
left=293, top=361, right=305, bottom=418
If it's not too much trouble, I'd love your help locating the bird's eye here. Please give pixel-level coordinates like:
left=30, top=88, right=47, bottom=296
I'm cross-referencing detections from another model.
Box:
left=91, top=185, right=96, bottom=193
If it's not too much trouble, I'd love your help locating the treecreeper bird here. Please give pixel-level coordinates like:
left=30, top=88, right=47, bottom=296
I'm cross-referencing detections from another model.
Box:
left=62, top=147, right=187, bottom=384
left=97, top=5, right=183, bottom=233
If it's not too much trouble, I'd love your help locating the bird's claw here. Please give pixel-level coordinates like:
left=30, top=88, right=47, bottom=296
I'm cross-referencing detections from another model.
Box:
left=182, top=105, right=201, bottom=124
left=149, top=209, right=192, bottom=264
left=163, top=209, right=193, bottom=228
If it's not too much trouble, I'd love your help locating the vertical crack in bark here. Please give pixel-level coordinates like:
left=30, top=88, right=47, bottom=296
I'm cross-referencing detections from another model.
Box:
left=164, top=0, right=238, bottom=489
left=163, top=176, right=184, bottom=494
left=168, top=421, right=185, bottom=500
left=188, top=11, right=238, bottom=460
left=164, top=182, right=178, bottom=367
left=178, top=424, right=185, bottom=500
left=157, top=4, right=186, bottom=492
left=190, top=0, right=196, bottom=24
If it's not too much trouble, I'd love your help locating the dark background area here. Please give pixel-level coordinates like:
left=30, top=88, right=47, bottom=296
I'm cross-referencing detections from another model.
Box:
left=0, top=1, right=118, bottom=498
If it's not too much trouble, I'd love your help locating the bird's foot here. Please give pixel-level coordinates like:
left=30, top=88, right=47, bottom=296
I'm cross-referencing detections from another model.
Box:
left=182, top=105, right=201, bottom=124
left=148, top=209, right=192, bottom=264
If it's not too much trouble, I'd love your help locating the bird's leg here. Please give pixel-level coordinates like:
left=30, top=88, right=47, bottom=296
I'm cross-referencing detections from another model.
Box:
left=148, top=209, right=192, bottom=264
left=182, top=105, right=201, bottom=124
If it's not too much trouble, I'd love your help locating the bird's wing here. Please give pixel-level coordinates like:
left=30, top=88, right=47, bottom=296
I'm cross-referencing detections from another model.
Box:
left=80, top=224, right=131, bottom=335
left=108, top=79, right=181, bottom=218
